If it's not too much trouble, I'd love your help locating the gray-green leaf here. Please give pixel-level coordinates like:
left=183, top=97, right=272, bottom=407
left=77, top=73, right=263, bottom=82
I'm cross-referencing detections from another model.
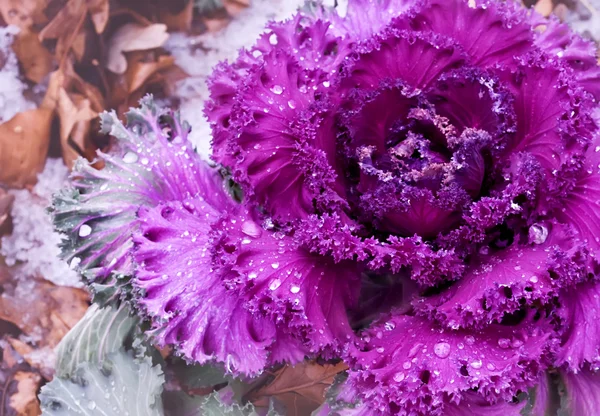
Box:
left=55, top=303, right=138, bottom=379
left=40, top=350, right=164, bottom=416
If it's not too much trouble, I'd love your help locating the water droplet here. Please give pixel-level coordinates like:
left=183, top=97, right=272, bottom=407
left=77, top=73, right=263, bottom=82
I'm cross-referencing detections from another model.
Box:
left=402, top=361, right=412, bottom=370
left=465, top=335, right=475, bottom=345
left=271, top=85, right=283, bottom=95
left=529, top=223, right=548, bottom=245
left=242, top=238, right=252, bottom=245
left=248, top=272, right=258, bottom=279
left=322, top=81, right=331, bottom=88
left=470, top=359, right=483, bottom=369
left=269, top=33, right=278, bottom=45
left=70, top=257, right=81, bottom=269
left=290, top=285, right=300, bottom=294
left=288, top=100, right=297, bottom=109
left=271, top=262, right=279, bottom=269
left=79, top=224, right=92, bottom=237
left=269, top=279, right=281, bottom=290
left=393, top=372, right=405, bottom=382
left=141, top=157, right=149, bottom=165
left=486, top=363, right=496, bottom=371
left=498, top=338, right=510, bottom=349
left=384, top=321, right=395, bottom=331
left=123, top=151, right=138, bottom=163
left=530, top=275, right=538, bottom=283
left=376, top=347, right=385, bottom=353
left=433, top=342, right=451, bottom=359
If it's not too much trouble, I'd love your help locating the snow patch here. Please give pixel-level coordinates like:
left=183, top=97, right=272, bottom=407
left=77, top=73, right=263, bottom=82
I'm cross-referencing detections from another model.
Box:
left=1, top=159, right=82, bottom=288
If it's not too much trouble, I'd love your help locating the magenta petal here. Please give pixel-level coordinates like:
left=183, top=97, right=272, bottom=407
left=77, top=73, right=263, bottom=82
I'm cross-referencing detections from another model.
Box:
left=444, top=391, right=525, bottom=416
left=345, top=312, right=554, bottom=415
left=134, top=199, right=281, bottom=376
left=426, top=69, right=516, bottom=140
left=499, top=63, right=576, bottom=170
left=322, top=0, right=418, bottom=41
left=417, top=223, right=590, bottom=328
left=556, top=281, right=600, bottom=371
left=340, top=29, right=465, bottom=94
left=561, top=368, right=600, bottom=415
left=52, top=99, right=224, bottom=283
left=223, top=50, right=340, bottom=221
left=410, top=0, right=532, bottom=67
left=555, top=147, right=600, bottom=257
left=221, top=222, right=362, bottom=354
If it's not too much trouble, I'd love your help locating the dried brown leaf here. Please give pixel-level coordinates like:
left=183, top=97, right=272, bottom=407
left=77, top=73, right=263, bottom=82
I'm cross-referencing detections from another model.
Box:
left=57, top=88, right=98, bottom=167
left=106, top=23, right=169, bottom=74
left=125, top=53, right=176, bottom=93
left=11, top=30, right=54, bottom=83
left=8, top=371, right=42, bottom=415
left=535, top=0, right=554, bottom=16
left=247, top=361, right=348, bottom=416
left=39, top=0, right=86, bottom=41
left=88, top=0, right=109, bottom=34
left=0, top=108, right=53, bottom=188
left=0, top=189, right=14, bottom=235
left=222, top=0, right=250, bottom=16
left=0, top=343, right=42, bottom=416
left=160, top=0, right=194, bottom=32
left=0, top=0, right=48, bottom=30
left=0, top=281, right=89, bottom=350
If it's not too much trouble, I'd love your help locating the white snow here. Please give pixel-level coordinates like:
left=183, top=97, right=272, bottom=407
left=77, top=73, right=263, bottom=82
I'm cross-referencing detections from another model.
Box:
left=166, top=0, right=309, bottom=158
left=0, top=26, right=36, bottom=123
left=1, top=159, right=82, bottom=288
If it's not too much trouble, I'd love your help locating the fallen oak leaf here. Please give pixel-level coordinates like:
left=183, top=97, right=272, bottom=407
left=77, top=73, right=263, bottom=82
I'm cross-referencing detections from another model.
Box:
left=246, top=361, right=348, bottom=416
left=0, top=107, right=53, bottom=188
left=8, top=371, right=42, bottom=415
left=159, top=0, right=194, bottom=32
left=0, top=0, right=48, bottom=31
left=0, top=280, right=89, bottom=351
left=11, top=29, right=54, bottom=83
left=124, top=52, right=176, bottom=93
left=222, top=0, right=250, bottom=16
left=0, top=69, right=60, bottom=188
left=534, top=0, right=554, bottom=17
left=106, top=23, right=169, bottom=74
left=7, top=338, right=55, bottom=381
left=0, top=189, right=14, bottom=235
left=0, top=342, right=43, bottom=416
left=88, top=0, right=109, bottom=34
left=57, top=88, right=98, bottom=168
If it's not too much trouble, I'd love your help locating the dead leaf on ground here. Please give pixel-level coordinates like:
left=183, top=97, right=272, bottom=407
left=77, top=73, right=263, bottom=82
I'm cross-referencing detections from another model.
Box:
left=0, top=280, right=89, bottom=351
left=0, top=0, right=48, bottom=30
left=535, top=0, right=555, bottom=16
left=0, top=108, right=54, bottom=188
left=246, top=361, right=348, bottom=416
left=9, top=371, right=42, bottom=415
left=11, top=30, right=54, bottom=83
left=159, top=0, right=194, bottom=32
left=0, top=189, right=14, bottom=235
left=223, top=0, right=250, bottom=16
left=106, top=23, right=169, bottom=74
left=0, top=343, right=42, bottom=416
left=88, top=0, right=110, bottom=34
left=0, top=70, right=60, bottom=188
left=57, top=88, right=98, bottom=168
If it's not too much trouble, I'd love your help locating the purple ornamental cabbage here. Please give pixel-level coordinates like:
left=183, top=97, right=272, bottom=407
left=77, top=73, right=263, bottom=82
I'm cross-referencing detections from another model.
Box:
left=52, top=0, right=600, bottom=414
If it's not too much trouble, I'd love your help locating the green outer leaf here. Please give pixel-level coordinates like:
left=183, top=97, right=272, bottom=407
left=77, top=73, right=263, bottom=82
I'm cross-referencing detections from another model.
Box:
left=55, top=303, right=138, bottom=379
left=195, top=0, right=224, bottom=15
left=170, top=358, right=229, bottom=389
left=197, top=391, right=282, bottom=416
left=40, top=350, right=164, bottom=416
